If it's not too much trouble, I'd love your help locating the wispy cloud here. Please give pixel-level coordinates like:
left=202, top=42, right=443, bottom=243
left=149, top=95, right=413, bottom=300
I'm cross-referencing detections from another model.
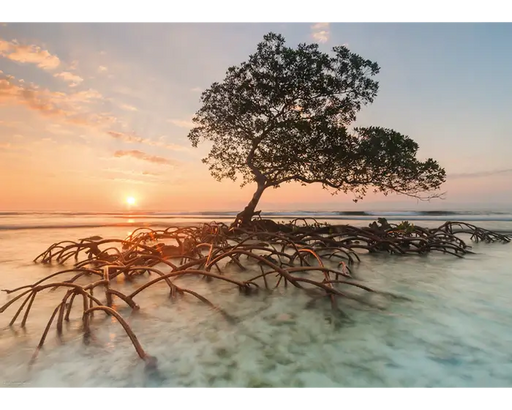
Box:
left=142, top=171, right=160, bottom=176
left=106, top=130, right=188, bottom=151
left=98, top=65, right=108, bottom=73
left=191, top=87, right=202, bottom=93
left=1, top=76, right=72, bottom=118
left=102, top=168, right=162, bottom=179
left=1, top=72, right=187, bottom=154
left=311, top=23, right=330, bottom=43
left=2, top=74, right=185, bottom=154
left=0, top=75, right=108, bottom=126
left=167, top=118, right=195, bottom=128
left=0, top=38, right=60, bottom=70
left=113, top=150, right=176, bottom=166
left=107, top=131, right=144, bottom=144
left=46, top=123, right=74, bottom=135
left=54, top=71, right=84, bottom=87
left=449, top=168, right=512, bottom=179
left=68, top=88, right=102, bottom=100
left=120, top=103, right=137, bottom=111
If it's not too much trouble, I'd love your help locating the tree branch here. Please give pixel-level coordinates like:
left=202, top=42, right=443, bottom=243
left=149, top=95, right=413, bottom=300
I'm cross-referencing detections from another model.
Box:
left=246, top=139, right=266, bottom=184
left=271, top=174, right=349, bottom=189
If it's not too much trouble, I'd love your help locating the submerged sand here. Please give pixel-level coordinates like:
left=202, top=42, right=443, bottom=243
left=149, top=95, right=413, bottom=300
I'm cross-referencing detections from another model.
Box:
left=1, top=226, right=512, bottom=387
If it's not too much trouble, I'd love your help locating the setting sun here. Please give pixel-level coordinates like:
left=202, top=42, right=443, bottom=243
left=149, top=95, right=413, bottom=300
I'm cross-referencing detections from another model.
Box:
left=126, top=196, right=136, bottom=206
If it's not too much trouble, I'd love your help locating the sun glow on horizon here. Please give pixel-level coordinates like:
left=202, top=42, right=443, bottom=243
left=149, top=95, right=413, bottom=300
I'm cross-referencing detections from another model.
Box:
left=126, top=196, right=136, bottom=206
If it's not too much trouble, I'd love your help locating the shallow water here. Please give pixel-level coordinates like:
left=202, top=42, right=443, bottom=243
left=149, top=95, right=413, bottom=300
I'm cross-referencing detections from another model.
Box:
left=1, top=225, right=511, bottom=387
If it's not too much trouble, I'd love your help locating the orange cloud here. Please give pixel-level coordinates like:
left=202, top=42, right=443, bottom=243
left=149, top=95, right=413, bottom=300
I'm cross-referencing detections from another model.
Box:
left=108, top=130, right=145, bottom=144
left=0, top=77, right=68, bottom=117
left=120, top=103, right=137, bottom=111
left=0, top=38, right=60, bottom=70
left=54, top=71, right=84, bottom=87
left=113, top=150, right=176, bottom=165
left=1, top=74, right=186, bottom=153
left=142, top=171, right=160, bottom=176
left=66, top=89, right=103, bottom=102
left=0, top=75, right=105, bottom=126
left=107, top=130, right=189, bottom=151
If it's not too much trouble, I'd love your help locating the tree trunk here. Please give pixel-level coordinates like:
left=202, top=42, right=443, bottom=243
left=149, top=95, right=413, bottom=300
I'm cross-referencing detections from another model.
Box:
left=232, top=182, right=266, bottom=228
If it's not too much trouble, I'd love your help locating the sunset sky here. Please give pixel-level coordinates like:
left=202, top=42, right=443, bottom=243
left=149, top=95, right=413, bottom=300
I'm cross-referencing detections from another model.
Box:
left=1, top=23, right=511, bottom=212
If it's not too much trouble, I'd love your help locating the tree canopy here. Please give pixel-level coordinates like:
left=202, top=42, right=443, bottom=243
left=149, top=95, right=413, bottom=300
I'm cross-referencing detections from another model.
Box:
left=188, top=32, right=446, bottom=225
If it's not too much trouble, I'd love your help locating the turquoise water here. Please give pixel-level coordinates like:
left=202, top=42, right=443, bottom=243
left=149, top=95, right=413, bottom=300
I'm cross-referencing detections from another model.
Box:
left=0, top=220, right=511, bottom=387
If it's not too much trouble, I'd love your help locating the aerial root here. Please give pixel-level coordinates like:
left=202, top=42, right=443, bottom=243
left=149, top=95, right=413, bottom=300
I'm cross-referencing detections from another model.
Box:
left=2, top=218, right=508, bottom=365
left=83, top=306, right=150, bottom=362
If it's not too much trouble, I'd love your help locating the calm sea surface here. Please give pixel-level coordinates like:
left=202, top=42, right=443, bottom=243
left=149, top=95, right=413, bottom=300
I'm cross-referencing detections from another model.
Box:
left=1, top=211, right=511, bottom=387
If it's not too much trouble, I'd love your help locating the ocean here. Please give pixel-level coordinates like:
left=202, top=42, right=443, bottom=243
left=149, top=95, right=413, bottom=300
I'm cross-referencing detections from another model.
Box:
left=1, top=210, right=511, bottom=387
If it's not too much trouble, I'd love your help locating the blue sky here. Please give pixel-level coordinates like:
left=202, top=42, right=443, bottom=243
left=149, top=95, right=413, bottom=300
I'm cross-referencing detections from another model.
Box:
left=1, top=23, right=511, bottom=211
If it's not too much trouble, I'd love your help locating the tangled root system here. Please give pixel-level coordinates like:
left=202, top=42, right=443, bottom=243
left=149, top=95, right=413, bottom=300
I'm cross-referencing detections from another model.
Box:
left=2, top=219, right=509, bottom=368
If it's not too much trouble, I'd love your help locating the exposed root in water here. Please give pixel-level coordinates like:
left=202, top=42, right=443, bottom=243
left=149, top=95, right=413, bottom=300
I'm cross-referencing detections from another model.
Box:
left=1, top=219, right=509, bottom=367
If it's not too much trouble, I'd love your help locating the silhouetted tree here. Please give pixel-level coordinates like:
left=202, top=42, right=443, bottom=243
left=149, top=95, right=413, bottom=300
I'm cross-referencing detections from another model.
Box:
left=188, top=33, right=446, bottom=227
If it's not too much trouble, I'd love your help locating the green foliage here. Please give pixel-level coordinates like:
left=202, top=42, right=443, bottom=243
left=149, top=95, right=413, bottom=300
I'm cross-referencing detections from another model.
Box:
left=396, top=221, right=415, bottom=234
left=188, top=32, right=446, bottom=203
